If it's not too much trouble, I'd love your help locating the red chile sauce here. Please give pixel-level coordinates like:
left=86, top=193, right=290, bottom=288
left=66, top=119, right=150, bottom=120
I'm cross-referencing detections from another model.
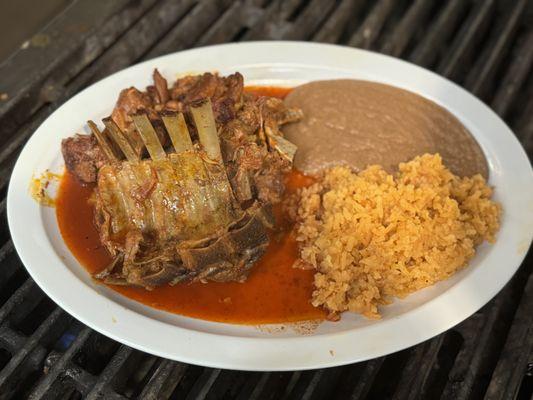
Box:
left=55, top=87, right=325, bottom=324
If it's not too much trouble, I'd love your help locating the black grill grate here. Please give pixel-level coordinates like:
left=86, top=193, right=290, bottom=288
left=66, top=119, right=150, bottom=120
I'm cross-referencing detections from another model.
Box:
left=0, top=0, right=531, bottom=398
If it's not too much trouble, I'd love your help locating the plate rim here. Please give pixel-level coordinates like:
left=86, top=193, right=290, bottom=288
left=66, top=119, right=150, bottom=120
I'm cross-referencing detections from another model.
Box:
left=7, top=41, right=533, bottom=371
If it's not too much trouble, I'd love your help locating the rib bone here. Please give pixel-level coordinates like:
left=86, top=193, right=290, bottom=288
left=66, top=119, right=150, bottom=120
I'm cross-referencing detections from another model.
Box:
left=191, top=99, right=222, bottom=160
left=131, top=113, right=166, bottom=160
left=103, top=117, right=140, bottom=162
left=88, top=120, right=117, bottom=162
left=161, top=112, right=193, bottom=153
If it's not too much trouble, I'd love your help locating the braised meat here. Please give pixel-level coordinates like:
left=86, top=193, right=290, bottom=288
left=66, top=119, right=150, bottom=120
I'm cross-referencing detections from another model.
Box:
left=61, top=134, right=107, bottom=183
left=170, top=72, right=244, bottom=124
left=111, top=87, right=154, bottom=132
left=61, top=70, right=302, bottom=288
left=221, top=96, right=303, bottom=204
left=90, top=101, right=274, bottom=288
left=152, top=69, right=169, bottom=104
left=63, top=71, right=301, bottom=195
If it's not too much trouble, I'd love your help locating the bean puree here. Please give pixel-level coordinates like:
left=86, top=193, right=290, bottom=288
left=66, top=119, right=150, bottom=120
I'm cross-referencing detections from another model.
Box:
left=283, top=80, right=488, bottom=178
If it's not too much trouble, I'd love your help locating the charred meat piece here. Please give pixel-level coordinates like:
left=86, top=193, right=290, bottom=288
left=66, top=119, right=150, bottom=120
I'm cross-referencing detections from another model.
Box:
left=111, top=87, right=154, bottom=132
left=254, top=152, right=291, bottom=204
left=153, top=69, right=169, bottom=104
left=61, top=134, right=107, bottom=183
left=170, top=72, right=243, bottom=103
left=171, top=72, right=244, bottom=123
left=91, top=100, right=277, bottom=289
left=221, top=95, right=302, bottom=204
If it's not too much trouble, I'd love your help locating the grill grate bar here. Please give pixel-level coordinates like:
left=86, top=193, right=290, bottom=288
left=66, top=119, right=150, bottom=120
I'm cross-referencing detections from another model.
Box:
left=0, top=116, right=41, bottom=168
left=195, top=369, right=258, bottom=400
left=438, top=0, right=495, bottom=81
left=312, top=0, right=365, bottom=43
left=258, top=371, right=300, bottom=400
left=0, top=308, right=65, bottom=378
left=185, top=368, right=221, bottom=400
left=142, top=0, right=229, bottom=60
left=348, top=0, right=396, bottom=48
left=292, top=367, right=347, bottom=400
left=0, top=308, right=70, bottom=399
left=69, top=0, right=201, bottom=90
left=484, top=260, right=533, bottom=400
left=196, top=1, right=257, bottom=46
left=0, top=0, right=158, bottom=149
left=0, top=0, right=132, bottom=117
left=63, top=367, right=98, bottom=397
left=242, top=0, right=303, bottom=40
left=491, top=29, right=533, bottom=118
left=409, top=0, right=468, bottom=67
left=512, top=82, right=533, bottom=147
left=0, top=102, right=58, bottom=184
left=0, top=280, right=40, bottom=324
left=0, top=258, right=20, bottom=308
left=138, top=359, right=187, bottom=399
left=439, top=317, right=484, bottom=400
left=279, top=370, right=302, bottom=399
left=0, top=327, right=26, bottom=357
left=273, top=0, right=308, bottom=22
left=391, top=335, right=445, bottom=400
left=0, top=241, right=14, bottom=266
left=347, top=358, right=384, bottom=399
left=0, top=106, right=55, bottom=195
left=0, top=1, right=531, bottom=399
left=0, top=244, right=19, bottom=291
left=246, top=372, right=272, bottom=400
left=284, top=0, right=337, bottom=40
left=465, top=0, right=528, bottom=98
left=86, top=345, right=133, bottom=399
left=27, top=327, right=93, bottom=399
left=380, top=0, right=435, bottom=57
left=299, top=369, right=326, bottom=400
left=440, top=259, right=532, bottom=400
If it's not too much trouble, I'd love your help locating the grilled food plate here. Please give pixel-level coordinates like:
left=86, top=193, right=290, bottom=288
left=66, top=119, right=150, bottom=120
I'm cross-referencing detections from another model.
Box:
left=7, top=42, right=533, bottom=371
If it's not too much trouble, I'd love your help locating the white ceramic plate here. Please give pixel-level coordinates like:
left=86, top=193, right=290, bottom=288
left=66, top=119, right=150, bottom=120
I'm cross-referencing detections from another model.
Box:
left=7, top=42, right=533, bottom=371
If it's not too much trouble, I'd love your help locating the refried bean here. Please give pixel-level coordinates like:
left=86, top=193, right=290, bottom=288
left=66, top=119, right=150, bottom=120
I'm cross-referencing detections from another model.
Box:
left=283, top=80, right=488, bottom=178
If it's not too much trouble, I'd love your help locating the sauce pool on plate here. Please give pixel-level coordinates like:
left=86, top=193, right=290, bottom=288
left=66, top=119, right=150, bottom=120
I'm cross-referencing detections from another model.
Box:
left=55, top=86, right=325, bottom=324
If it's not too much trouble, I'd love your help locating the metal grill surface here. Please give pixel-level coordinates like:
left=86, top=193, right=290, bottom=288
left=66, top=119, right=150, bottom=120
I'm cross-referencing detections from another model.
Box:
left=0, top=0, right=531, bottom=399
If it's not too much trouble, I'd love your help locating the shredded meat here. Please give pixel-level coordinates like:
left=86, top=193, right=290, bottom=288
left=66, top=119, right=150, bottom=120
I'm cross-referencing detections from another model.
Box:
left=220, top=94, right=298, bottom=204
left=182, top=73, right=220, bottom=102
left=61, top=134, right=106, bottom=183
left=170, top=75, right=200, bottom=100
left=111, top=87, right=153, bottom=132
left=254, top=153, right=291, bottom=203
left=62, top=70, right=301, bottom=198
left=170, top=72, right=243, bottom=123
left=261, top=97, right=303, bottom=125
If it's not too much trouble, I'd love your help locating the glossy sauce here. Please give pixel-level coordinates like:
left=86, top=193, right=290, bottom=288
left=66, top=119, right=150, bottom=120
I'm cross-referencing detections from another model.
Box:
left=55, top=87, right=325, bottom=324
left=245, top=86, right=292, bottom=98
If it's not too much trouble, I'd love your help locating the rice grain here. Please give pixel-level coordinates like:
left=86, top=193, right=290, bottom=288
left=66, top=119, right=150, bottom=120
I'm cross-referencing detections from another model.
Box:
left=293, top=154, right=501, bottom=319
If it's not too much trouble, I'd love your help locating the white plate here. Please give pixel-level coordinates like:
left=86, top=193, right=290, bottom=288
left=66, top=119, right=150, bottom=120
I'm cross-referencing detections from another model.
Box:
left=7, top=42, right=533, bottom=371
